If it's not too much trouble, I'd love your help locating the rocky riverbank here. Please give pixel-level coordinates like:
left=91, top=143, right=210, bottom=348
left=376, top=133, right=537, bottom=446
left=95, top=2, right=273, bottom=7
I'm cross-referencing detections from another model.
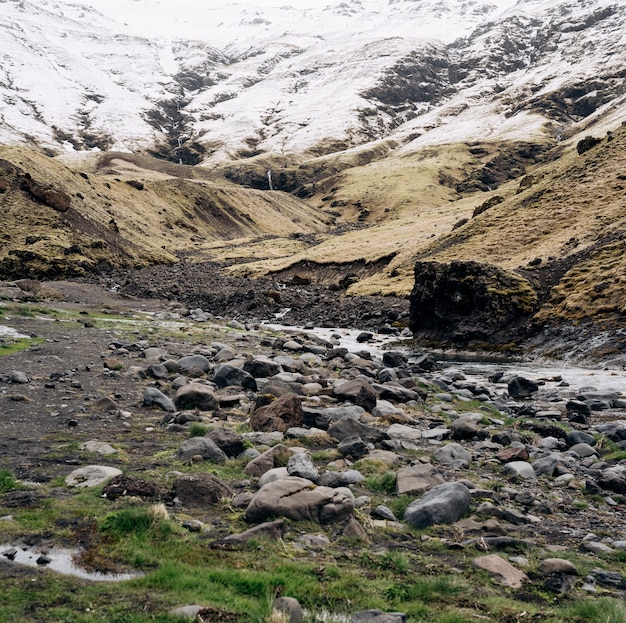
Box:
left=1, top=281, right=626, bottom=622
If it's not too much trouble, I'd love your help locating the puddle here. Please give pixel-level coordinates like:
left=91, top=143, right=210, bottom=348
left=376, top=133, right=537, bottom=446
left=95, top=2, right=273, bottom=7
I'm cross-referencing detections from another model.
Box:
left=0, top=325, right=30, bottom=339
left=1, top=544, right=142, bottom=582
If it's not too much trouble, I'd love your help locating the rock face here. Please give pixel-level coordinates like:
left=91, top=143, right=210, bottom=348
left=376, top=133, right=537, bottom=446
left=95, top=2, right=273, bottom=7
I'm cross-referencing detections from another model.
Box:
left=409, top=261, right=538, bottom=343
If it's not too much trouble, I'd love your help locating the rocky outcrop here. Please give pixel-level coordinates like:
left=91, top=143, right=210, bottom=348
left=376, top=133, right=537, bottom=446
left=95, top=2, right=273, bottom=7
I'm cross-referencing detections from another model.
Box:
left=409, top=260, right=538, bottom=343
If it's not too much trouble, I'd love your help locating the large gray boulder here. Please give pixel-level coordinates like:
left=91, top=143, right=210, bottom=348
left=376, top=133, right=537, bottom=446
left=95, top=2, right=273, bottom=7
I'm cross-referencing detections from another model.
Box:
left=508, top=376, right=539, bottom=399
left=433, top=442, right=471, bottom=467
left=286, top=453, right=319, bottom=482
left=245, top=477, right=354, bottom=524
left=176, top=437, right=228, bottom=463
left=65, top=465, right=122, bottom=488
left=333, top=379, right=378, bottom=412
left=328, top=416, right=388, bottom=445
left=243, top=356, right=282, bottom=378
left=206, top=428, right=246, bottom=458
left=142, top=387, right=176, bottom=412
left=213, top=364, right=256, bottom=390
left=244, top=444, right=293, bottom=478
left=403, top=482, right=471, bottom=529
left=178, top=354, right=212, bottom=374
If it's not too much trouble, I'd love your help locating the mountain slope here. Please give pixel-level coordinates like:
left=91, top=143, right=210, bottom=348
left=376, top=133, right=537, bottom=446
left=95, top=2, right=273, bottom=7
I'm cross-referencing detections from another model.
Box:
left=0, top=146, right=331, bottom=278
left=3, top=0, right=624, bottom=162
left=1, top=0, right=626, bottom=359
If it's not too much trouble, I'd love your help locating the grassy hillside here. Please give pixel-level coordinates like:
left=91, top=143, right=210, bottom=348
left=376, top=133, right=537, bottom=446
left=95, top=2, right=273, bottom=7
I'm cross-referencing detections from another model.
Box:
left=2, top=121, right=625, bottom=333
left=224, top=122, right=626, bottom=330
left=0, top=147, right=331, bottom=279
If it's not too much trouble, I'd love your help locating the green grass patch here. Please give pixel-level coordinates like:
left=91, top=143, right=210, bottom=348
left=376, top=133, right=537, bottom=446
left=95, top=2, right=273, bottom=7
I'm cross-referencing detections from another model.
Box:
left=562, top=597, right=626, bottom=622
left=14, top=304, right=55, bottom=317
left=188, top=422, right=209, bottom=437
left=0, top=469, right=18, bottom=493
left=0, top=336, right=44, bottom=356
left=364, top=471, right=397, bottom=494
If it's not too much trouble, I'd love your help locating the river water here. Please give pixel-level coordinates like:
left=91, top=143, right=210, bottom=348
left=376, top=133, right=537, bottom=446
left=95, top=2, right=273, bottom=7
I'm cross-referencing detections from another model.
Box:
left=264, top=323, right=626, bottom=394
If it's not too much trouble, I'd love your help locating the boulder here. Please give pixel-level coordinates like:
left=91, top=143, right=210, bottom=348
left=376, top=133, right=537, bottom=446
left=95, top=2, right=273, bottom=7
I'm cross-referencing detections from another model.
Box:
left=450, top=417, right=479, bottom=440
left=250, top=393, right=303, bottom=433
left=503, top=461, right=537, bottom=481
left=352, top=611, right=406, bottom=623
left=206, top=428, right=246, bottom=458
left=473, top=554, right=529, bottom=588
left=102, top=474, right=157, bottom=500
left=213, top=363, right=256, bottom=390
left=287, top=453, right=319, bottom=482
left=328, top=416, right=388, bottom=445
left=433, top=442, right=471, bottom=467
left=565, top=430, right=596, bottom=447
left=396, top=463, right=444, bottom=496
left=338, top=435, right=370, bottom=459
left=9, top=370, right=29, bottom=384
left=178, top=354, right=211, bottom=374
left=215, top=520, right=286, bottom=546
left=142, top=387, right=176, bottom=412
left=245, top=477, right=354, bottom=524
left=244, top=444, right=293, bottom=478
left=243, top=356, right=282, bottom=378
left=65, top=465, right=122, bottom=488
left=382, top=351, right=408, bottom=368
left=538, top=558, right=578, bottom=576
left=403, top=482, right=471, bottom=529
left=176, top=437, right=228, bottom=463
left=508, top=376, right=539, bottom=399
left=172, top=473, right=232, bottom=507
left=272, top=597, right=304, bottom=623
left=174, top=383, right=219, bottom=411
left=333, top=379, right=378, bottom=412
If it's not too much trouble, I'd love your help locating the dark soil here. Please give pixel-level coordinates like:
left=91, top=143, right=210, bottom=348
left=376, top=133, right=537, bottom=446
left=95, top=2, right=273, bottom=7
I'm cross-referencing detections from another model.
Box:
left=0, top=282, right=196, bottom=484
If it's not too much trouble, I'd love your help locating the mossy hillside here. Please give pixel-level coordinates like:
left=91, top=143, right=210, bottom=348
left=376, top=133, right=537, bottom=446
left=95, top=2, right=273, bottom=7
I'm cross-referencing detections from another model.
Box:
left=234, top=123, right=626, bottom=326
left=0, top=147, right=330, bottom=279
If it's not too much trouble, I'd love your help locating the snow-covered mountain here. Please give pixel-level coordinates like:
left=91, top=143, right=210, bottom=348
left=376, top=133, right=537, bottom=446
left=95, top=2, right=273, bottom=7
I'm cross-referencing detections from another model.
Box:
left=1, top=0, right=624, bottom=164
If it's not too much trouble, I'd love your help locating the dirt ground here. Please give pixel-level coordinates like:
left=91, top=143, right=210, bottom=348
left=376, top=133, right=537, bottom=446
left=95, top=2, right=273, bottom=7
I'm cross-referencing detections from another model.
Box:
left=0, top=283, right=193, bottom=485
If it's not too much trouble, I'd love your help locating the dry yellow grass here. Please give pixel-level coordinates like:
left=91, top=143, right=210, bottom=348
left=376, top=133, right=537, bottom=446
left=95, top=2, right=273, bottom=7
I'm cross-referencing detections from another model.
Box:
left=0, top=147, right=330, bottom=276
left=2, top=121, right=625, bottom=328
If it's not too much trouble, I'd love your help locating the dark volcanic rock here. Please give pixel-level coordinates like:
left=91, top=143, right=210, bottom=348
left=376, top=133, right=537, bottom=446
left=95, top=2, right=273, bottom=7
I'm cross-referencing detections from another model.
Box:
left=172, top=473, right=233, bottom=507
left=508, top=376, right=539, bottom=399
left=403, top=481, right=471, bottom=529
left=409, top=261, right=537, bottom=343
left=102, top=474, right=158, bottom=500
